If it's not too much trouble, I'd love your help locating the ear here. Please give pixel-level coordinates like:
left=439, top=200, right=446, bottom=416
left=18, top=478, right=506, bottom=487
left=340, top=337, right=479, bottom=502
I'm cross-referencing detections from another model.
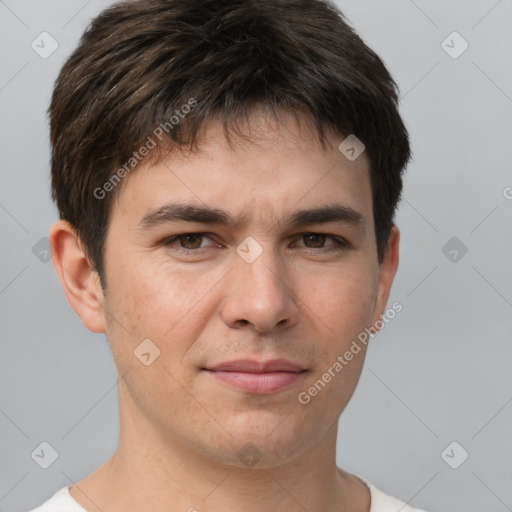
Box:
left=371, top=225, right=400, bottom=328
left=49, top=219, right=106, bottom=333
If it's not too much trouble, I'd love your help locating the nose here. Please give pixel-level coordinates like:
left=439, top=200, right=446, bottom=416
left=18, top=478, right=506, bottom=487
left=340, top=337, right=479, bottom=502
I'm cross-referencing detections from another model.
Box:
left=220, top=246, right=300, bottom=333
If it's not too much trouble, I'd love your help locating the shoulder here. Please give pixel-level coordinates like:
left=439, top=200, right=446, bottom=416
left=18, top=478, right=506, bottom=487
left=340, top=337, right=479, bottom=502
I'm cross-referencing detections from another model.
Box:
left=354, top=474, right=431, bottom=512
left=25, top=486, right=87, bottom=512
left=26, top=478, right=432, bottom=512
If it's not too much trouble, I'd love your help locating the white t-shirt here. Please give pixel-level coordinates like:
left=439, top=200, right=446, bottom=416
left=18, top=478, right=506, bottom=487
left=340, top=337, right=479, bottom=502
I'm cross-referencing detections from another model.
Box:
left=27, top=474, right=428, bottom=511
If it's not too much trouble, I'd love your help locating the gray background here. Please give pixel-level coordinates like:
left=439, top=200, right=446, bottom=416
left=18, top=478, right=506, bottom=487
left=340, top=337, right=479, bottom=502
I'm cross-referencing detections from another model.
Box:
left=1, top=1, right=511, bottom=511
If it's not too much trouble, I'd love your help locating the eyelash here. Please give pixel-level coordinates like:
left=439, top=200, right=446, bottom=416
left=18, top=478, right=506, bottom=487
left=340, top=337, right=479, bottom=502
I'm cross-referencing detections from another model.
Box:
left=162, top=232, right=349, bottom=254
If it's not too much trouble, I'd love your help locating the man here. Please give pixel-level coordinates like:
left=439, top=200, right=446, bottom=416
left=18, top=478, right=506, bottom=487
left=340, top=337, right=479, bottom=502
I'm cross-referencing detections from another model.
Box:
left=30, top=0, right=428, bottom=510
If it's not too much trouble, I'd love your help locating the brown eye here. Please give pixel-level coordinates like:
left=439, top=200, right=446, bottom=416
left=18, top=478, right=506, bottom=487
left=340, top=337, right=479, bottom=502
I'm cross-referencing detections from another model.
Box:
left=298, top=233, right=348, bottom=251
left=163, top=233, right=215, bottom=252
left=176, top=234, right=204, bottom=249
left=302, top=233, right=327, bottom=248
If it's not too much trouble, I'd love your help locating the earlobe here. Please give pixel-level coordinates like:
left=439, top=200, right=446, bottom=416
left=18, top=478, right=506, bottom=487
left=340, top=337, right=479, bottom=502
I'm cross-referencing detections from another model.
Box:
left=49, top=220, right=107, bottom=333
left=372, top=225, right=400, bottom=328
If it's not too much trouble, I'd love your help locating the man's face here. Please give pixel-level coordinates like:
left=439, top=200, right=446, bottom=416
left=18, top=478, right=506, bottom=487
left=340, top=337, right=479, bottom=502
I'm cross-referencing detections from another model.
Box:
left=99, top=111, right=396, bottom=468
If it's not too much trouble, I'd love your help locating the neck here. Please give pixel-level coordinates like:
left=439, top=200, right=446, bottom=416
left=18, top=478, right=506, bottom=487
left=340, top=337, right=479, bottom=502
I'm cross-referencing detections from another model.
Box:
left=69, top=385, right=370, bottom=512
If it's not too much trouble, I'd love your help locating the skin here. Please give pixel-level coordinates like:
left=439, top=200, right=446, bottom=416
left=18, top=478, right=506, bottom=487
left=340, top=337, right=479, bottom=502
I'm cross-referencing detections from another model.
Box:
left=49, top=109, right=399, bottom=512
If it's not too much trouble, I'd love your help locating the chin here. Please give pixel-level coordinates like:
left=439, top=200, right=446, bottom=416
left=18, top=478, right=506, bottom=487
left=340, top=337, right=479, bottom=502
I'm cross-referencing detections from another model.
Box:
left=202, top=414, right=315, bottom=469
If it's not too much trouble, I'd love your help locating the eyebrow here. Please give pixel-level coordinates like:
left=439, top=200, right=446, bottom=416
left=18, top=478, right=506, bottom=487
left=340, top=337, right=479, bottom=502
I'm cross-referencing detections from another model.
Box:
left=137, top=202, right=365, bottom=233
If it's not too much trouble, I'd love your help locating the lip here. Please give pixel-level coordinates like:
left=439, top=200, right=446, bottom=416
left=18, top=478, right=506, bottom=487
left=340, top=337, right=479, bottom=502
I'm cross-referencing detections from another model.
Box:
left=207, top=358, right=305, bottom=373
left=204, top=358, right=307, bottom=394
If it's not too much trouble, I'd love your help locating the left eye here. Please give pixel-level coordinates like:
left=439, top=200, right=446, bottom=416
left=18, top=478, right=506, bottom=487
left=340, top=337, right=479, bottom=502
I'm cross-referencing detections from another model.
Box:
left=163, top=232, right=348, bottom=253
left=296, top=233, right=348, bottom=251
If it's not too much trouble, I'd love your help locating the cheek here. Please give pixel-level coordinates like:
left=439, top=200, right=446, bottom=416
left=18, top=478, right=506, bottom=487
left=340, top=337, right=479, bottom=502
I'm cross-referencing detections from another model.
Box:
left=102, top=262, right=198, bottom=416
left=106, top=257, right=185, bottom=333
left=305, top=263, right=378, bottom=344
left=306, top=266, right=376, bottom=408
left=105, top=257, right=225, bottom=361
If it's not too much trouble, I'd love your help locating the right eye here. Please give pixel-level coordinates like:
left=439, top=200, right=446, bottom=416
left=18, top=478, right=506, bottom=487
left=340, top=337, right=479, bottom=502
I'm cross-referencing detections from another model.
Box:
left=162, top=232, right=218, bottom=253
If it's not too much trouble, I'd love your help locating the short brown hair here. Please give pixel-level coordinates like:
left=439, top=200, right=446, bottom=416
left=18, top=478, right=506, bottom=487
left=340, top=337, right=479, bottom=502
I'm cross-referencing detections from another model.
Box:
left=49, top=0, right=411, bottom=287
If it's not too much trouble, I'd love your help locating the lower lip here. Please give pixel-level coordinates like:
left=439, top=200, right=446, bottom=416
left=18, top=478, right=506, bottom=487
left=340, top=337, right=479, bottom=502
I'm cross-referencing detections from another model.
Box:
left=206, top=370, right=306, bottom=394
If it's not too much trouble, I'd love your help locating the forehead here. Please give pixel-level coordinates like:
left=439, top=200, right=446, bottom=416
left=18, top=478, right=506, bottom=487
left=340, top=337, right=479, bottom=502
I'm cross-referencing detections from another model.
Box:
left=110, top=110, right=373, bottom=232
